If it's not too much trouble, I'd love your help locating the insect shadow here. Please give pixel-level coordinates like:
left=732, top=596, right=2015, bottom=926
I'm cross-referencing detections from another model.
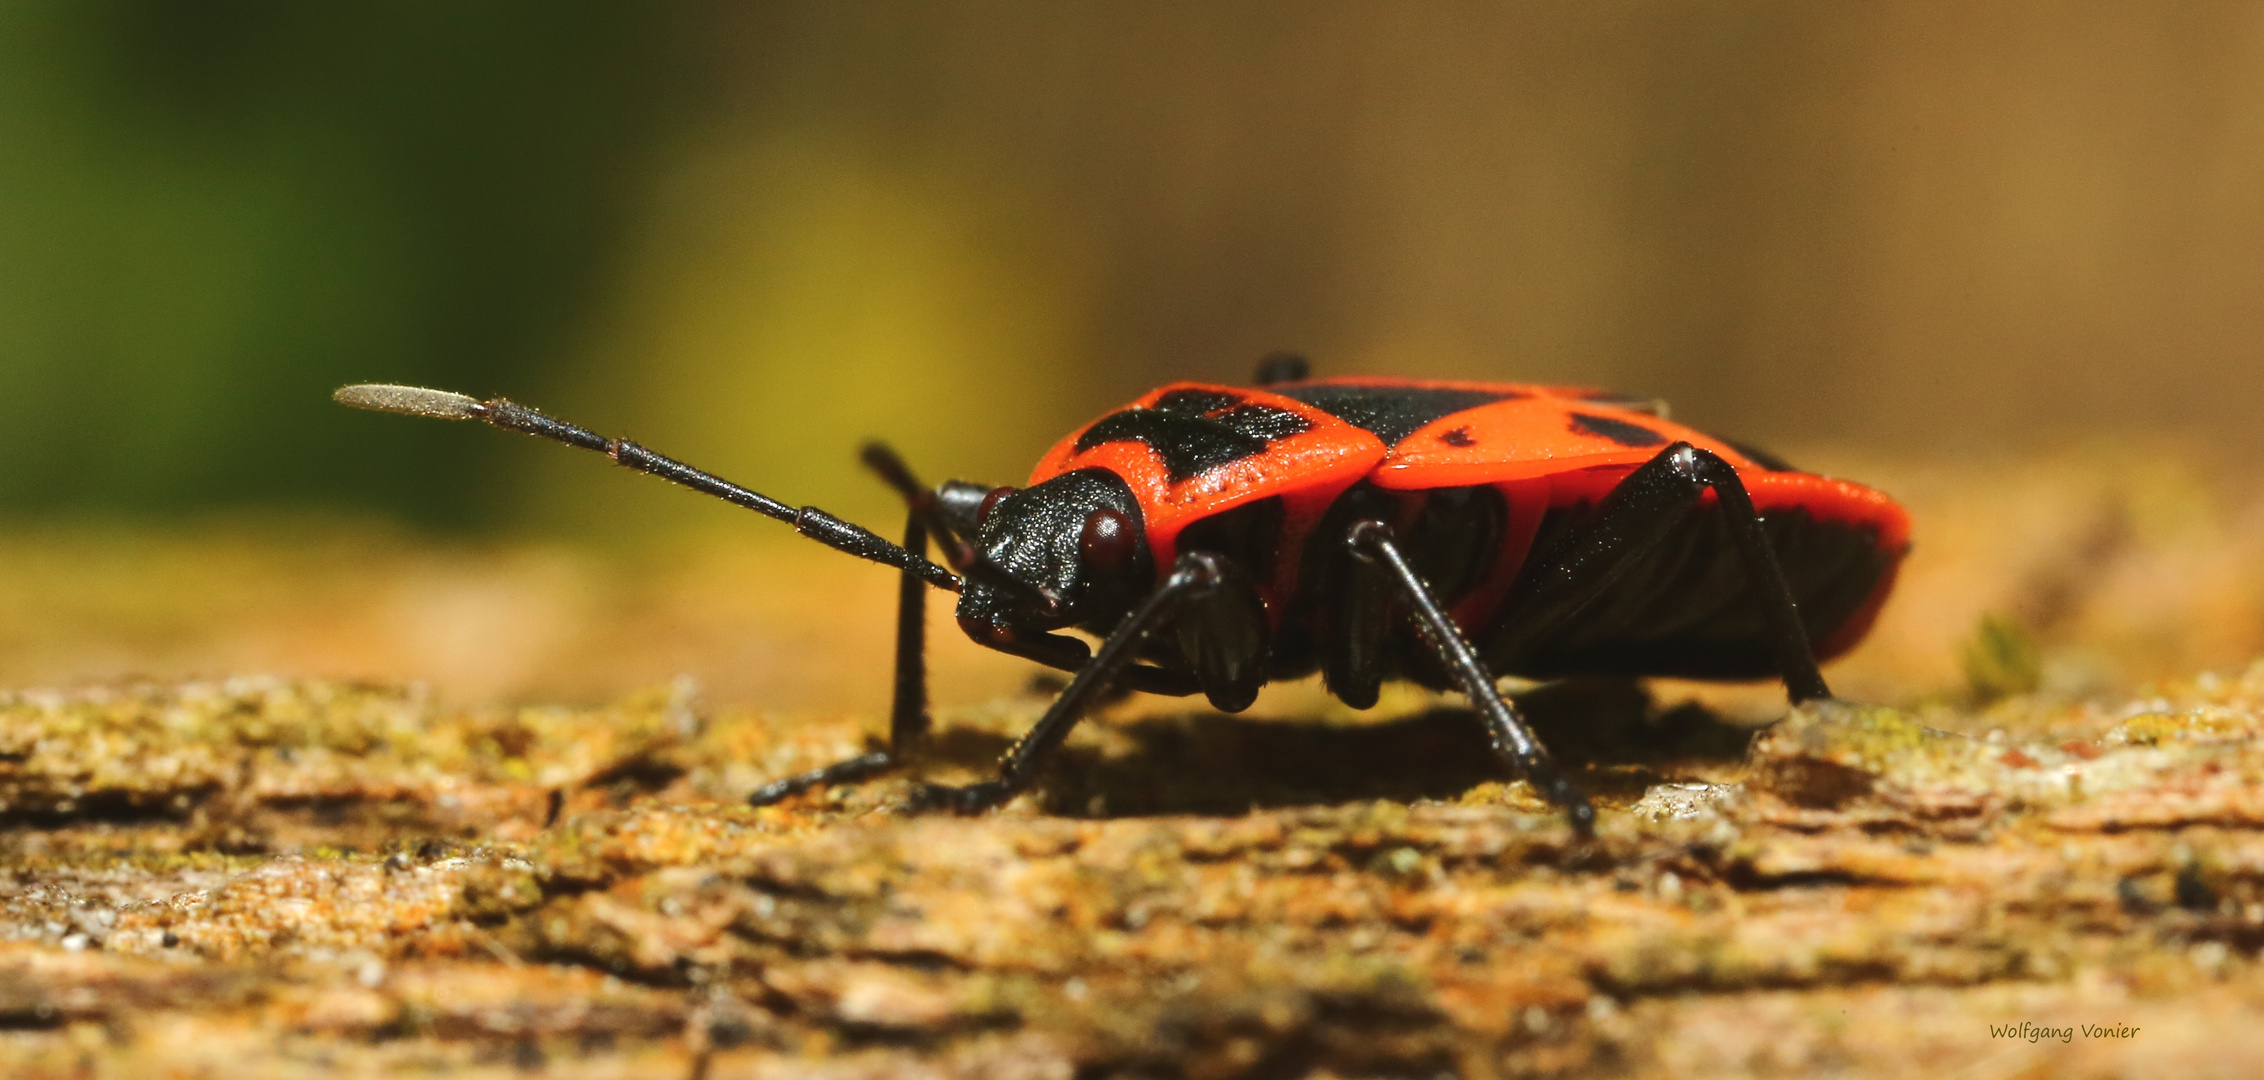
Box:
left=1019, top=678, right=1759, bottom=819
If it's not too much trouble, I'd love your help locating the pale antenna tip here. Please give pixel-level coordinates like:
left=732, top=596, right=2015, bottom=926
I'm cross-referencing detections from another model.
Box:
left=333, top=383, right=484, bottom=421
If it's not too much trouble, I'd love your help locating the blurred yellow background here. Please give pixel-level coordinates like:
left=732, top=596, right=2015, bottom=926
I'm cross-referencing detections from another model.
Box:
left=2, top=3, right=2263, bottom=710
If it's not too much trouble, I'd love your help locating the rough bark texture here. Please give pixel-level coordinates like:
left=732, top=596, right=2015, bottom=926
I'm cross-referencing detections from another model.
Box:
left=5, top=455, right=2264, bottom=1077
left=3, top=666, right=2263, bottom=1078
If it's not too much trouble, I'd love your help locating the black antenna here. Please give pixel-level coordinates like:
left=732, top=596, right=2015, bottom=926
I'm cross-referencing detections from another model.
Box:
left=334, top=384, right=962, bottom=592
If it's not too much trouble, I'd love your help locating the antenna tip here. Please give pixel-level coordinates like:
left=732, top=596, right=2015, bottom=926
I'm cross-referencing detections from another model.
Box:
left=334, top=383, right=484, bottom=420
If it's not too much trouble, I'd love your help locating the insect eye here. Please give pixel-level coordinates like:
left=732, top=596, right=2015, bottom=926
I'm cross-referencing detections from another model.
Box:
left=975, top=486, right=1017, bottom=528
left=1078, top=507, right=1136, bottom=578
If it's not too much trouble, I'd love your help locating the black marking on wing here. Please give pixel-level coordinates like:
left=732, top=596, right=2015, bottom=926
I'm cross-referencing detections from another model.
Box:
left=1075, top=392, right=1314, bottom=481
left=1568, top=412, right=1667, bottom=448
left=1153, top=388, right=1243, bottom=415
left=1273, top=384, right=1520, bottom=445
left=1439, top=426, right=1475, bottom=447
left=1214, top=404, right=1310, bottom=442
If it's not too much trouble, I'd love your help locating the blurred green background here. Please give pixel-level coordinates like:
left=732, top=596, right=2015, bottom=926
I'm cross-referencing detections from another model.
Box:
left=5, top=1, right=2264, bottom=537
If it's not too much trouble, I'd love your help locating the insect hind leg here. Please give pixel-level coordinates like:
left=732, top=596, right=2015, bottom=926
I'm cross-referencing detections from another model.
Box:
left=1488, top=442, right=1831, bottom=703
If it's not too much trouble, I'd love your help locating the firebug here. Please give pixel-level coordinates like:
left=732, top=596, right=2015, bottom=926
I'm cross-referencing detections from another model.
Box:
left=335, top=354, right=1910, bottom=837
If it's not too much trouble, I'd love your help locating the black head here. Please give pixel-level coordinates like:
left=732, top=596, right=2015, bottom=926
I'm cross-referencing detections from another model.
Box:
left=954, top=468, right=1154, bottom=642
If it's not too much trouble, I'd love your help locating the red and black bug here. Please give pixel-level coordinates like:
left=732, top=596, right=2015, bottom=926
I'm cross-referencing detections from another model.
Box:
left=335, top=354, right=1909, bottom=837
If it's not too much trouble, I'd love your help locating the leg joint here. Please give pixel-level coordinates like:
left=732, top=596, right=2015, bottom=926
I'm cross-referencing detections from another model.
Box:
left=1657, top=441, right=1732, bottom=483
left=1167, top=549, right=1234, bottom=592
left=1343, top=518, right=1394, bottom=563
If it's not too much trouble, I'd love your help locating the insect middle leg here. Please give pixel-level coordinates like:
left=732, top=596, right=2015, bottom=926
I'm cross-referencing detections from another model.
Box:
left=1344, top=520, right=1597, bottom=837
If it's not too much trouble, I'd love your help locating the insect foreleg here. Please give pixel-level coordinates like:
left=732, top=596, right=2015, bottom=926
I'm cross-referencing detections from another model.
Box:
left=902, top=551, right=1232, bottom=814
left=746, top=506, right=935, bottom=806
